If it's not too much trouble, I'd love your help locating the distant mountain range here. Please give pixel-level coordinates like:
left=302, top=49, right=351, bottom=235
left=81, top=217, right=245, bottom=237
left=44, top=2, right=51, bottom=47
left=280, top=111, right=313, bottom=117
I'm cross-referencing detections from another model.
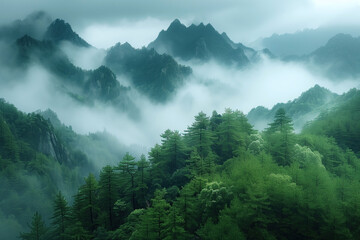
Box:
left=43, top=18, right=91, bottom=47
left=280, top=33, right=360, bottom=80
left=11, top=34, right=136, bottom=116
left=1, top=11, right=360, bottom=117
left=308, top=34, right=360, bottom=79
left=247, top=85, right=359, bottom=131
left=105, top=42, right=192, bottom=102
left=148, top=19, right=269, bottom=66
left=0, top=11, right=52, bottom=42
left=257, top=26, right=360, bottom=57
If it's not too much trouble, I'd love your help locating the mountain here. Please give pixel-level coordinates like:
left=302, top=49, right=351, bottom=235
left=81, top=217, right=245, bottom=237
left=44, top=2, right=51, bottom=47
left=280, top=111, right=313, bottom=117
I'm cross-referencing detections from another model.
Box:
left=308, top=33, right=360, bottom=79
left=105, top=42, right=192, bottom=102
left=256, top=26, right=360, bottom=57
left=11, top=35, right=137, bottom=115
left=43, top=19, right=91, bottom=47
left=303, top=88, right=360, bottom=155
left=247, top=85, right=339, bottom=131
left=0, top=11, right=52, bottom=42
left=0, top=99, right=93, bottom=240
left=14, top=34, right=85, bottom=82
left=38, top=109, right=145, bottom=169
left=148, top=19, right=250, bottom=66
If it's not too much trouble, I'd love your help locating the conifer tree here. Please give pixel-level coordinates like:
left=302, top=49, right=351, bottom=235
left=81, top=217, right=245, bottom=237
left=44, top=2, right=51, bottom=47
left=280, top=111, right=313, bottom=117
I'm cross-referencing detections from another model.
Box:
left=118, top=152, right=137, bottom=209
left=185, top=112, right=214, bottom=159
left=217, top=108, right=244, bottom=162
left=77, top=173, right=99, bottom=232
left=99, top=165, right=119, bottom=230
left=51, top=192, right=71, bottom=240
left=265, top=108, right=295, bottom=166
left=20, top=212, right=48, bottom=240
left=161, top=130, right=187, bottom=174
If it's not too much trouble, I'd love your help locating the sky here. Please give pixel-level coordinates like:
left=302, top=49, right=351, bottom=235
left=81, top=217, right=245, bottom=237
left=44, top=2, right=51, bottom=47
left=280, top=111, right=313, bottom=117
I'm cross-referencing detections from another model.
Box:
left=1, top=0, right=360, bottom=48
left=0, top=0, right=360, bottom=147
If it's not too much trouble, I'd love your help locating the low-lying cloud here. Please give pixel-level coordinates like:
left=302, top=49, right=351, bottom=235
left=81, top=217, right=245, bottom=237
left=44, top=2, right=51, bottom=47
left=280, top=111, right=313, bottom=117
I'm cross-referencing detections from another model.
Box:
left=1, top=52, right=359, bottom=161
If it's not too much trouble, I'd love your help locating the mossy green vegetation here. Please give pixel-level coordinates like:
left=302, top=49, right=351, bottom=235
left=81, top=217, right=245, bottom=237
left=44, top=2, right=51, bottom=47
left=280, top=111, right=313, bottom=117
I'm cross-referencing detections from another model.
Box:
left=15, top=91, right=360, bottom=239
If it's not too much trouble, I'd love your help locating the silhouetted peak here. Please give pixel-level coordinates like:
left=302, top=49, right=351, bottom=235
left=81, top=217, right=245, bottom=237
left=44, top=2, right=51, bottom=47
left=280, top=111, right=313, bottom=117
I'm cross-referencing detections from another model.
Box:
left=16, top=34, right=39, bottom=47
left=93, top=65, right=116, bottom=79
left=326, top=33, right=355, bottom=46
left=44, top=19, right=90, bottom=47
left=167, top=19, right=187, bottom=32
left=296, top=84, right=336, bottom=104
left=122, top=42, right=133, bottom=49
left=169, top=19, right=182, bottom=28
left=205, top=23, right=215, bottom=30
left=49, top=19, right=70, bottom=30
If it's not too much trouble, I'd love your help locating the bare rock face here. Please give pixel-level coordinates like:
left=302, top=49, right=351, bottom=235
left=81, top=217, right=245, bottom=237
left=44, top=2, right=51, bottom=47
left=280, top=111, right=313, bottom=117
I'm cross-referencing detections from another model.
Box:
left=38, top=127, right=68, bottom=164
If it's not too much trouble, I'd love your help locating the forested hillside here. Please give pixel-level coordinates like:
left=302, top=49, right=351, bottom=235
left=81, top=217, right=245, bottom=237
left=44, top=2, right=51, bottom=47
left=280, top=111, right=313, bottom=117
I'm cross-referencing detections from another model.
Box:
left=0, top=100, right=142, bottom=239
left=0, top=99, right=94, bottom=239
left=17, top=93, right=360, bottom=239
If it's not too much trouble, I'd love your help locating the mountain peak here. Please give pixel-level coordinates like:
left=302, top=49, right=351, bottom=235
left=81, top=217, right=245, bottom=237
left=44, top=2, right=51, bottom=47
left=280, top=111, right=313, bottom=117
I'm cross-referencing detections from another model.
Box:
left=149, top=20, right=251, bottom=65
left=16, top=34, right=39, bottom=47
left=44, top=18, right=90, bottom=47
left=296, top=84, right=337, bottom=105
left=170, top=19, right=181, bottom=26
left=168, top=18, right=185, bottom=31
left=326, top=33, right=355, bottom=46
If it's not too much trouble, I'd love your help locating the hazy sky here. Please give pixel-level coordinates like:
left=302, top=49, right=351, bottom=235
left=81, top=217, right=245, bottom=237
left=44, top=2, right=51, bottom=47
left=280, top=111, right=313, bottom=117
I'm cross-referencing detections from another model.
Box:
left=1, top=0, right=360, bottom=48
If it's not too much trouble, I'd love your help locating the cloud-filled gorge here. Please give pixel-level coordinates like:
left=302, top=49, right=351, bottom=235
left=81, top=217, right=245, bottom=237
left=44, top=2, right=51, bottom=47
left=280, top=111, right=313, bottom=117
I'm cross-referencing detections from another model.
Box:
left=0, top=46, right=358, bottom=150
left=1, top=4, right=360, bottom=239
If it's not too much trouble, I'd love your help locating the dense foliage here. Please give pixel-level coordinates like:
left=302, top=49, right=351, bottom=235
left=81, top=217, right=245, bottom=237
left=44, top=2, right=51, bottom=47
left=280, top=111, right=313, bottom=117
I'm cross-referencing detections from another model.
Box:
left=18, top=94, right=360, bottom=239
left=0, top=99, right=94, bottom=240
left=105, top=42, right=192, bottom=102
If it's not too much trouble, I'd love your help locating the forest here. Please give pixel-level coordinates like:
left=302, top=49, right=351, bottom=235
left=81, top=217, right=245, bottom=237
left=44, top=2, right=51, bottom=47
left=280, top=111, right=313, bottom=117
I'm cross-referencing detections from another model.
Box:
left=7, top=88, right=359, bottom=240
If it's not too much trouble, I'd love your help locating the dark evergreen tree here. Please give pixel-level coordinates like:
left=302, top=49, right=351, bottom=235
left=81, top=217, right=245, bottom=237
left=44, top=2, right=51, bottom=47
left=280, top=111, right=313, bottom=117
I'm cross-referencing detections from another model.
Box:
left=184, top=112, right=214, bottom=159
left=217, top=108, right=244, bottom=162
left=98, top=165, right=120, bottom=230
left=161, top=130, right=187, bottom=175
left=51, top=192, right=71, bottom=240
left=118, top=152, right=137, bottom=209
left=77, top=173, right=99, bottom=232
left=20, top=212, right=48, bottom=240
left=265, top=108, right=295, bottom=166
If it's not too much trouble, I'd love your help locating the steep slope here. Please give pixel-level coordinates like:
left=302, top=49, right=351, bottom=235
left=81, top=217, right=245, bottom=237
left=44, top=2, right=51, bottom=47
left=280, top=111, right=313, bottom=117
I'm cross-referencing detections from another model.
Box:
left=0, top=11, right=52, bottom=42
left=11, top=35, right=137, bottom=115
left=302, top=88, right=360, bottom=155
left=309, top=33, right=360, bottom=79
left=257, top=25, right=360, bottom=57
left=105, top=42, right=192, bottom=102
left=247, top=85, right=339, bottom=131
left=39, top=109, right=144, bottom=168
left=43, top=19, right=91, bottom=47
left=148, top=19, right=250, bottom=66
left=0, top=99, right=93, bottom=240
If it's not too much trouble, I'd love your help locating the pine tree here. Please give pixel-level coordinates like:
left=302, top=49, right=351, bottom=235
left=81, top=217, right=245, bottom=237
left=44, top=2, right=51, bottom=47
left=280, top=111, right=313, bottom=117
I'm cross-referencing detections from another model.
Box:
left=20, top=212, right=48, bottom=240
left=118, top=152, right=137, bottom=209
left=265, top=108, right=295, bottom=166
left=134, top=189, right=170, bottom=240
left=77, top=173, right=99, bottom=232
left=217, top=108, right=244, bottom=163
left=98, top=165, right=120, bottom=230
left=51, top=192, right=71, bottom=240
left=184, top=112, right=214, bottom=159
left=163, top=204, right=186, bottom=240
left=161, top=130, right=187, bottom=175
left=136, top=154, right=150, bottom=208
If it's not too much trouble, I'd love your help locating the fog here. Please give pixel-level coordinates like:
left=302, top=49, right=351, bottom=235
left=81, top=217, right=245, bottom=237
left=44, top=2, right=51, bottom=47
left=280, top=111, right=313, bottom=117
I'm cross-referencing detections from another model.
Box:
left=1, top=48, right=358, bottom=153
left=2, top=1, right=360, bottom=48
